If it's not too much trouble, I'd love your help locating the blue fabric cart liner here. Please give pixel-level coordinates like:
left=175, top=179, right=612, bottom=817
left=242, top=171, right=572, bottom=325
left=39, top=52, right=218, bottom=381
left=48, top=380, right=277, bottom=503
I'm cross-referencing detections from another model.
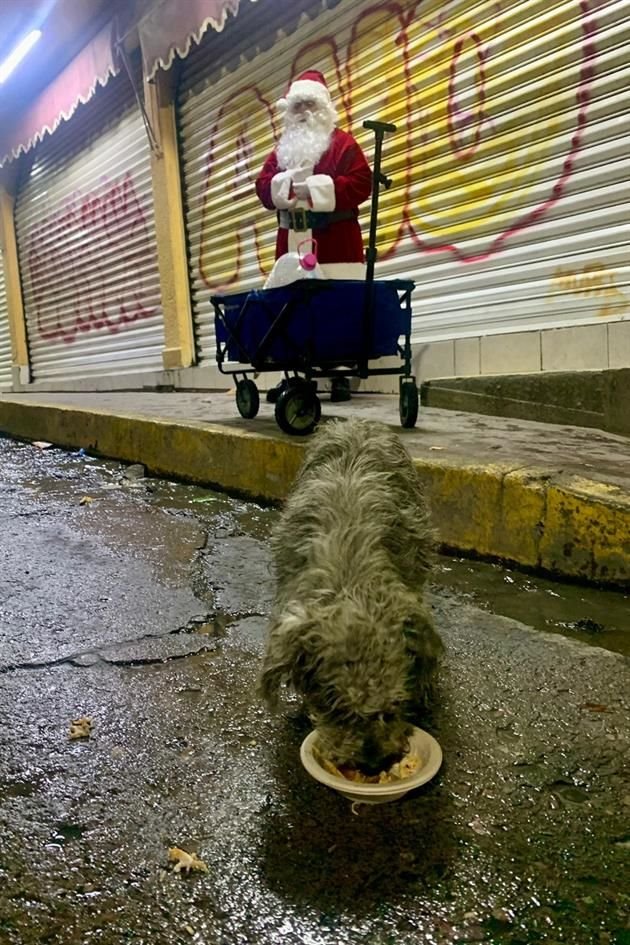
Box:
left=212, top=279, right=413, bottom=366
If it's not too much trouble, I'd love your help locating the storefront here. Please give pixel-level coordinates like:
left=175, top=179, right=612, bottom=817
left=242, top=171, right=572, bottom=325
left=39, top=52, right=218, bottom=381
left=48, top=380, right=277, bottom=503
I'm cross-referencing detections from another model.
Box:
left=13, top=65, right=164, bottom=383
left=1, top=0, right=627, bottom=387
left=175, top=0, right=629, bottom=374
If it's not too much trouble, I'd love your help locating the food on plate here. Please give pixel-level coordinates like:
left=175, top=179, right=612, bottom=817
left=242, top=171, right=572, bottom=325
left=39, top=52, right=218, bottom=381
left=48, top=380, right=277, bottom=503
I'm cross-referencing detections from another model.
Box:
left=314, top=744, right=421, bottom=783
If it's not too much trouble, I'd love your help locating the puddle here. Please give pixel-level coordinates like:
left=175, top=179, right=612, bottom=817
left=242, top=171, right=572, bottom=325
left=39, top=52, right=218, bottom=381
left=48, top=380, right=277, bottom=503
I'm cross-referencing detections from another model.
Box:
left=550, top=781, right=590, bottom=805
left=0, top=779, right=39, bottom=800
left=433, top=557, right=630, bottom=657
left=52, top=822, right=85, bottom=844
left=193, top=614, right=233, bottom=636
left=147, top=479, right=276, bottom=540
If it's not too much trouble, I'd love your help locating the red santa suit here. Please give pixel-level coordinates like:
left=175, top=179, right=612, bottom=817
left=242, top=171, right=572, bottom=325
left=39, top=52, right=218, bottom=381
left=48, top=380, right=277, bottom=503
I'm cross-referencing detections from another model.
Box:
left=256, top=128, right=371, bottom=265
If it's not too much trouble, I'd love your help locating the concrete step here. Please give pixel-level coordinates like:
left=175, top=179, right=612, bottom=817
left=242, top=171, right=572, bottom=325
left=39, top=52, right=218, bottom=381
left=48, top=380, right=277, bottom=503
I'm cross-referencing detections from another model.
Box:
left=421, top=367, right=630, bottom=437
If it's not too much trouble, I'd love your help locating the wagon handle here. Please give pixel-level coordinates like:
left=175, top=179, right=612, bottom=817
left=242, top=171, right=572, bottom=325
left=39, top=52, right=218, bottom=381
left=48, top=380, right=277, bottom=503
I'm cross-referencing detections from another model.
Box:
left=359, top=119, right=396, bottom=377
left=363, top=119, right=396, bottom=285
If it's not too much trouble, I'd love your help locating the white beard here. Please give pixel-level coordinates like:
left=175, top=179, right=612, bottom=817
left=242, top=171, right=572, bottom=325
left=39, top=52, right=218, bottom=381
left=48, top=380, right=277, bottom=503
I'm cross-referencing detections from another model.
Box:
left=276, top=108, right=335, bottom=170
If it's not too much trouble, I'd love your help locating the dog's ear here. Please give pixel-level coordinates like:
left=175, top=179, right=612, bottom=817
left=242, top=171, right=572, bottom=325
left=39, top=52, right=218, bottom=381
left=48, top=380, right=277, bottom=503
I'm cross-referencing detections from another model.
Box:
left=258, top=610, right=313, bottom=708
left=402, top=601, right=443, bottom=706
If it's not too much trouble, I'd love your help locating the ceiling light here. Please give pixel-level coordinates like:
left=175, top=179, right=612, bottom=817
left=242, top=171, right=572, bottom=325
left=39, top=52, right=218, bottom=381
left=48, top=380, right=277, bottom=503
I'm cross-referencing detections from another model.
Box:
left=0, top=30, right=43, bottom=84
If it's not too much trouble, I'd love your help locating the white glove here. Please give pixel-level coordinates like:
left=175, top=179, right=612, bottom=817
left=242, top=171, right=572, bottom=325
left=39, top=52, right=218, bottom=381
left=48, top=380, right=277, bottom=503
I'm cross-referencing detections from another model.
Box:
left=293, top=181, right=311, bottom=201
left=271, top=171, right=297, bottom=209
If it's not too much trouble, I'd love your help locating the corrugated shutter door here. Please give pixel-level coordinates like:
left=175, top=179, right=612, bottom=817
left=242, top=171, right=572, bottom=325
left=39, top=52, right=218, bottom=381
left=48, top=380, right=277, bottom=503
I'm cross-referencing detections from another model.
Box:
left=0, top=252, right=11, bottom=389
left=178, top=0, right=629, bottom=362
left=15, top=70, right=164, bottom=381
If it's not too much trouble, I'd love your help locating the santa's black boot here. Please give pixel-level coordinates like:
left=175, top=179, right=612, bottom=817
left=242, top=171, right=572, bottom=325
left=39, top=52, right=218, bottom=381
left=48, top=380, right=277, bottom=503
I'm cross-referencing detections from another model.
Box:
left=266, top=380, right=289, bottom=404
left=330, top=376, right=351, bottom=402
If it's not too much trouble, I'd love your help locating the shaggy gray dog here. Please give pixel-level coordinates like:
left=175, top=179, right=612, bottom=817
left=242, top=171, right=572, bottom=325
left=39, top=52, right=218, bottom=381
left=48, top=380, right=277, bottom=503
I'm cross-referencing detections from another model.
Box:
left=260, top=418, right=443, bottom=772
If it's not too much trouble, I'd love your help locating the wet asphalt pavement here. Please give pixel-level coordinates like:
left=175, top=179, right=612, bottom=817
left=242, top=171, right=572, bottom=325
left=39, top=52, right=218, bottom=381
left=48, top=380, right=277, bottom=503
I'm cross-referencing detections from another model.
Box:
left=0, top=437, right=628, bottom=945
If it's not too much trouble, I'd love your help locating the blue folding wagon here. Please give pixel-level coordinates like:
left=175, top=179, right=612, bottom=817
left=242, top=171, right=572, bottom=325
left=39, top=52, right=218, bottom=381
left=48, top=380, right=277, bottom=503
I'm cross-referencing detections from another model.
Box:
left=209, top=120, right=419, bottom=436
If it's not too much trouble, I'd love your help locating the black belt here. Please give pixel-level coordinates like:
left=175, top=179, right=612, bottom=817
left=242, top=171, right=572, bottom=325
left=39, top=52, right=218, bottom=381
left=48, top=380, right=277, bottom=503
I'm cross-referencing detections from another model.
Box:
left=277, top=208, right=357, bottom=231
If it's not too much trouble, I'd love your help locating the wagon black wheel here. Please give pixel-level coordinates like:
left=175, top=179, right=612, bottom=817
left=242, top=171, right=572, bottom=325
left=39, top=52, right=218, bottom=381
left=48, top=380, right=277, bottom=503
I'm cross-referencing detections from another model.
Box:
left=275, top=384, right=321, bottom=436
left=399, top=379, right=419, bottom=429
left=235, top=379, right=260, bottom=419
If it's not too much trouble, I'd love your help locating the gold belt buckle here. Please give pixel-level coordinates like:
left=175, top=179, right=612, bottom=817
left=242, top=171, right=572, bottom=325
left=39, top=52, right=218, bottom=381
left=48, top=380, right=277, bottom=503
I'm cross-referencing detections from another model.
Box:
left=290, top=207, right=308, bottom=231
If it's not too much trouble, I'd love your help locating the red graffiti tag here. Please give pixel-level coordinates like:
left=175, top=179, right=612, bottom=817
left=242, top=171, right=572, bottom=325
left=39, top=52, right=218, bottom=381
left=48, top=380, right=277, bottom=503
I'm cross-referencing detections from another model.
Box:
left=27, top=172, right=157, bottom=345
left=198, top=85, right=277, bottom=292
left=447, top=32, right=487, bottom=160
left=407, top=0, right=598, bottom=263
left=199, top=0, right=598, bottom=282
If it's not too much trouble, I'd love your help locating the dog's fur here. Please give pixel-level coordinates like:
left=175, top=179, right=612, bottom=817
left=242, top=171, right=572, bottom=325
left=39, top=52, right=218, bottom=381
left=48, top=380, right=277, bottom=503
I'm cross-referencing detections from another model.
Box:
left=260, top=418, right=443, bottom=772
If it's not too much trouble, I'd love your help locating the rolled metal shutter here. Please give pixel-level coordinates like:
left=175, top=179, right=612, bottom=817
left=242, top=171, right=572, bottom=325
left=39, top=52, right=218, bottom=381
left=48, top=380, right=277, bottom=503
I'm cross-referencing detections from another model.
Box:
left=14, top=69, right=164, bottom=382
left=0, top=252, right=11, bottom=389
left=178, top=0, right=325, bottom=362
left=178, top=0, right=629, bottom=362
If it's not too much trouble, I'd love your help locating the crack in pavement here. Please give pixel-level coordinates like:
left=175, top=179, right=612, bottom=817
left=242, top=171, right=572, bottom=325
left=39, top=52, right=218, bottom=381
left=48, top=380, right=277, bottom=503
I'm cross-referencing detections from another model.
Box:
left=0, top=613, right=245, bottom=675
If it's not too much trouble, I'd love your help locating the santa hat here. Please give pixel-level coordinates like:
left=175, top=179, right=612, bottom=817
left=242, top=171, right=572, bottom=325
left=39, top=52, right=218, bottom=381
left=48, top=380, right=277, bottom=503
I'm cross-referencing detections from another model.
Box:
left=277, top=70, right=333, bottom=111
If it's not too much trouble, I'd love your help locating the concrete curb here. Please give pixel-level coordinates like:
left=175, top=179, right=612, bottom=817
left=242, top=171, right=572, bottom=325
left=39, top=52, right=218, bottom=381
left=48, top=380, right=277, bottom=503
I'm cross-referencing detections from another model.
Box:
left=1, top=399, right=628, bottom=588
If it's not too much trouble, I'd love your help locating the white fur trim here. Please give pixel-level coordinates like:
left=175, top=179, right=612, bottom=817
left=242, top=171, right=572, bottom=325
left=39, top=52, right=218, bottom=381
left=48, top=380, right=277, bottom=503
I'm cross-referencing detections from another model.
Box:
left=286, top=79, right=331, bottom=105
left=306, top=174, right=336, bottom=212
left=270, top=170, right=296, bottom=209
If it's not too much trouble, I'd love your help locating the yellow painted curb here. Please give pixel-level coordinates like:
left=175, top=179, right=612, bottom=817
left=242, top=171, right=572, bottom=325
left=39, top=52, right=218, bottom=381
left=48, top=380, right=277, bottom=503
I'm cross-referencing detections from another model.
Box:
left=540, top=476, right=630, bottom=584
left=416, top=458, right=630, bottom=586
left=416, top=461, right=547, bottom=569
left=1, top=400, right=628, bottom=587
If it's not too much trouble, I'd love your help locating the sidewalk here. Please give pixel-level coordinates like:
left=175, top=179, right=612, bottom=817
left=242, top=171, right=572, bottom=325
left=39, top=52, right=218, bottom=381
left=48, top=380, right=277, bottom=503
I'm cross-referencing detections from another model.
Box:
left=1, top=389, right=629, bottom=587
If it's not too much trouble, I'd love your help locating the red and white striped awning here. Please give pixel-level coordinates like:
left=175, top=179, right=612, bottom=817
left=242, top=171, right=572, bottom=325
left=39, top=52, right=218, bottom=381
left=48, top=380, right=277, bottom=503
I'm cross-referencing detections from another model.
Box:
left=138, top=0, right=258, bottom=81
left=0, top=21, right=119, bottom=167
left=0, top=0, right=258, bottom=168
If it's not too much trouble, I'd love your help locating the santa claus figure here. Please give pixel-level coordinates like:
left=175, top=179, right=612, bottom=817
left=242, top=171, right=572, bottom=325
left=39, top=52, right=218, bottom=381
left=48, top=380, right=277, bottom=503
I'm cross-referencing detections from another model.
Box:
left=255, top=70, right=372, bottom=400
left=256, top=69, right=371, bottom=264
